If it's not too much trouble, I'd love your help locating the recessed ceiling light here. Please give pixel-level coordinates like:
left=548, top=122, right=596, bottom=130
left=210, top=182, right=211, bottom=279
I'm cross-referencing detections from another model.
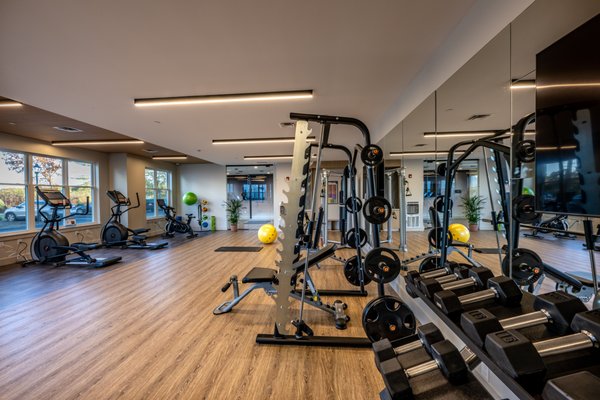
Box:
left=53, top=126, right=83, bottom=133
left=212, top=136, right=315, bottom=144
left=152, top=155, right=188, bottom=160
left=8, top=122, right=16, bottom=125
left=52, top=139, right=144, bottom=146
left=0, top=100, right=22, bottom=107
left=134, top=90, right=313, bottom=107
left=279, top=122, right=295, bottom=128
left=254, top=166, right=258, bottom=169
left=390, top=150, right=465, bottom=157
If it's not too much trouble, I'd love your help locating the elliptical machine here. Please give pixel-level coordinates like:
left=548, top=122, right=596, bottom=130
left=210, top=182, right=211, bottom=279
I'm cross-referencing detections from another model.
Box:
left=523, top=214, right=574, bottom=239
left=30, top=187, right=122, bottom=267
left=157, top=198, right=197, bottom=239
left=101, top=190, right=168, bottom=250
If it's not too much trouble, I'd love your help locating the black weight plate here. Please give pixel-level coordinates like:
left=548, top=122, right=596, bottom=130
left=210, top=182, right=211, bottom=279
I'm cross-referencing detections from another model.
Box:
left=513, top=195, right=541, bottom=224
left=343, top=256, right=372, bottom=286
left=418, top=256, right=441, bottom=272
left=345, top=228, right=368, bottom=249
left=516, top=140, right=536, bottom=163
left=363, top=196, right=392, bottom=225
left=364, top=247, right=401, bottom=283
left=362, top=295, right=416, bottom=342
left=502, top=248, right=543, bottom=286
left=427, top=227, right=453, bottom=249
left=437, top=162, right=447, bottom=177
left=361, top=144, right=384, bottom=166
left=345, top=196, right=362, bottom=213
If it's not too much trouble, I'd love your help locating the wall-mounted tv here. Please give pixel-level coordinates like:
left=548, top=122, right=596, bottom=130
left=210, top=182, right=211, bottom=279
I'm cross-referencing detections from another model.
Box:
left=535, top=13, right=600, bottom=217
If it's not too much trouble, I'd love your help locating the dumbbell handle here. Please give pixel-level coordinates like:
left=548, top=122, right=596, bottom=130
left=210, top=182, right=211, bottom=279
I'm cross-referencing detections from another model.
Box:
left=419, top=268, right=453, bottom=280
left=405, top=359, right=439, bottom=379
left=393, top=340, right=424, bottom=355
left=501, top=310, right=551, bottom=330
left=458, top=287, right=498, bottom=306
left=442, top=276, right=477, bottom=291
left=533, top=330, right=596, bottom=357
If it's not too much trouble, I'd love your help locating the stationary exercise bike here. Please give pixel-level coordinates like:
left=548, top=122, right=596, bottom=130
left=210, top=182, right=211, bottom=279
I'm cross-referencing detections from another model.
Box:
left=101, top=190, right=169, bottom=250
left=157, top=199, right=197, bottom=239
left=30, top=187, right=122, bottom=267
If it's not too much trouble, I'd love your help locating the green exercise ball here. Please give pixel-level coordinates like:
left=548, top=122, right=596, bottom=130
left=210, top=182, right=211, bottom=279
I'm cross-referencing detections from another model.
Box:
left=522, top=187, right=535, bottom=196
left=182, top=192, right=198, bottom=206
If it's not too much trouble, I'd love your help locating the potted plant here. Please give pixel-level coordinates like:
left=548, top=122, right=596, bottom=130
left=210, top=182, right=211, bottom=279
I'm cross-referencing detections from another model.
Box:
left=461, top=194, right=486, bottom=231
left=224, top=199, right=243, bottom=232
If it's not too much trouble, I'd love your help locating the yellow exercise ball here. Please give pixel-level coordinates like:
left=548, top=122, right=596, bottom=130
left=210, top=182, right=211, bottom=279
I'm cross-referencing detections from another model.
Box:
left=258, top=224, right=278, bottom=244
left=448, top=223, right=470, bottom=243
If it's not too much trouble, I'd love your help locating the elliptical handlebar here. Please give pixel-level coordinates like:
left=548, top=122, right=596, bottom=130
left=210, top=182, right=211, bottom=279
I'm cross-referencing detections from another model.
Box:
left=36, top=185, right=90, bottom=224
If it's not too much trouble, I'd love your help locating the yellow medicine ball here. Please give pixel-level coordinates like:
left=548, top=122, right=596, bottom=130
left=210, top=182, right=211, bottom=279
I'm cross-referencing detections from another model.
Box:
left=258, top=224, right=278, bottom=244
left=448, top=223, right=470, bottom=243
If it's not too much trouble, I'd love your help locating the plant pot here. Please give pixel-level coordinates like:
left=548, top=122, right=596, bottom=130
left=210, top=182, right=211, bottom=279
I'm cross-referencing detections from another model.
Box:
left=468, top=224, right=479, bottom=232
left=230, top=224, right=238, bottom=232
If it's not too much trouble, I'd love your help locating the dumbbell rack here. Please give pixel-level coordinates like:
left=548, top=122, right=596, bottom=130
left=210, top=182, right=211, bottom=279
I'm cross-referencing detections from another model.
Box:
left=391, top=279, right=599, bottom=399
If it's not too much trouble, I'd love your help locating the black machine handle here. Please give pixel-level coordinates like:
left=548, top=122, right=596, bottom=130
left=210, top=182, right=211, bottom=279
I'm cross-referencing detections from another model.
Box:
left=289, top=112, right=371, bottom=145
left=221, top=282, right=232, bottom=292
left=70, top=196, right=90, bottom=217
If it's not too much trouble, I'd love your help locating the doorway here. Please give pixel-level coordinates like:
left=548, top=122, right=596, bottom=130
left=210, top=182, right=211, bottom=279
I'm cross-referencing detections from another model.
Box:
left=226, top=165, right=274, bottom=229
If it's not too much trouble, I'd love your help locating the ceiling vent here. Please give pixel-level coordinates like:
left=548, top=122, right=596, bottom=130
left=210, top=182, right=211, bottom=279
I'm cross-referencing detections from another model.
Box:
left=143, top=149, right=159, bottom=154
left=467, top=114, right=491, bottom=121
left=53, top=126, right=83, bottom=133
left=279, top=122, right=295, bottom=128
left=414, top=143, right=426, bottom=147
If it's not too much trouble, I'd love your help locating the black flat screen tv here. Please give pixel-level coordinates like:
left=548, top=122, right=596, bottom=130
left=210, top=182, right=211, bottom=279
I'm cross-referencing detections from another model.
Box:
left=535, top=13, right=600, bottom=216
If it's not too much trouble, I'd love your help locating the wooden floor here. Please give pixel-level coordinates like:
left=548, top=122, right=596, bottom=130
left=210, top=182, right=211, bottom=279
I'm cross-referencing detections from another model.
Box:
left=0, top=229, right=597, bottom=400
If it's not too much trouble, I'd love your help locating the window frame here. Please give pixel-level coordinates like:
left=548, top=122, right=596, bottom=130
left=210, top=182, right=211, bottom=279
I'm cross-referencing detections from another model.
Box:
left=0, top=150, right=28, bottom=234
left=145, top=168, right=172, bottom=219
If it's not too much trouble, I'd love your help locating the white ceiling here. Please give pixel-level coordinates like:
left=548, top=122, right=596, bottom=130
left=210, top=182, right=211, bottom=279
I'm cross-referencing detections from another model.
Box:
left=0, top=0, right=536, bottom=165
left=380, top=0, right=600, bottom=157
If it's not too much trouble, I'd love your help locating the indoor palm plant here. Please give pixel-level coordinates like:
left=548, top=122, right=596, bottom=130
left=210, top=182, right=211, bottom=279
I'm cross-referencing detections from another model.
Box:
left=224, top=199, right=243, bottom=231
left=461, top=194, right=486, bottom=231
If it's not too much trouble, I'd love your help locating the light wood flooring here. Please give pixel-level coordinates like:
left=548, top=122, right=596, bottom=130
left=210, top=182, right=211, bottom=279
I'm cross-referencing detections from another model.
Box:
left=0, top=229, right=596, bottom=400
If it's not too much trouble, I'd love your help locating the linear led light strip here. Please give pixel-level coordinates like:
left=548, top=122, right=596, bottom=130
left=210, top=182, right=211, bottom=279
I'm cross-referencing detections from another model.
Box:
left=244, top=155, right=293, bottom=160
left=537, top=145, right=577, bottom=151
left=134, top=90, right=313, bottom=107
left=152, top=155, right=188, bottom=160
left=213, top=136, right=316, bottom=144
left=52, top=140, right=144, bottom=146
left=0, top=100, right=22, bottom=107
left=510, top=80, right=600, bottom=90
left=423, top=130, right=535, bottom=138
left=389, top=151, right=465, bottom=157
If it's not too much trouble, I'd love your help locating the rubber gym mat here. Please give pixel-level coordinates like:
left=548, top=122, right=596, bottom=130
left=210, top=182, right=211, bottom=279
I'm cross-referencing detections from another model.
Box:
left=215, top=246, right=263, bottom=252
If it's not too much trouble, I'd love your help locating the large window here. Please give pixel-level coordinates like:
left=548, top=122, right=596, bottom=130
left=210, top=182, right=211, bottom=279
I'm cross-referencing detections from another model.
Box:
left=0, top=151, right=27, bottom=233
left=145, top=168, right=171, bottom=218
left=0, top=150, right=96, bottom=234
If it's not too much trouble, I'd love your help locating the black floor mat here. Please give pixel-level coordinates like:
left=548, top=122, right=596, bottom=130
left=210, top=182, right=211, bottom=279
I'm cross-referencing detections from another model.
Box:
left=214, top=246, right=263, bottom=252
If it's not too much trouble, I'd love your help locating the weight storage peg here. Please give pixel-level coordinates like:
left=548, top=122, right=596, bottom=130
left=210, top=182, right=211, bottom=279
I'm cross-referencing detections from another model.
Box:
left=372, top=323, right=444, bottom=370
left=433, top=276, right=523, bottom=318
left=460, top=291, right=587, bottom=347
left=485, top=310, right=600, bottom=392
left=417, top=266, right=494, bottom=299
left=380, top=340, right=469, bottom=400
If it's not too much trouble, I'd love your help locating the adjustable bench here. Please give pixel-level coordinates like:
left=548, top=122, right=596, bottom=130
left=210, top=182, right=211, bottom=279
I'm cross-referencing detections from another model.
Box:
left=213, top=244, right=349, bottom=328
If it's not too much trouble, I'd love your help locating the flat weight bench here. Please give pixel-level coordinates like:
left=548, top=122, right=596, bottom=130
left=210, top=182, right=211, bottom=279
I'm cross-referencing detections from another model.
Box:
left=213, top=244, right=350, bottom=329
